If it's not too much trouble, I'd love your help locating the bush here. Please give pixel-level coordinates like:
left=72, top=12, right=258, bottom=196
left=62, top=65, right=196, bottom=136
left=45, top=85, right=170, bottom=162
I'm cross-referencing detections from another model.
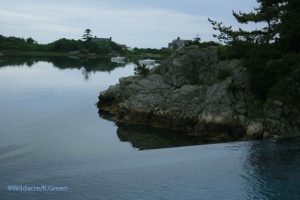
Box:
left=267, top=54, right=300, bottom=107
left=47, top=38, right=82, bottom=52
left=244, top=44, right=282, bottom=99
left=0, top=35, right=45, bottom=51
left=134, top=63, right=150, bottom=77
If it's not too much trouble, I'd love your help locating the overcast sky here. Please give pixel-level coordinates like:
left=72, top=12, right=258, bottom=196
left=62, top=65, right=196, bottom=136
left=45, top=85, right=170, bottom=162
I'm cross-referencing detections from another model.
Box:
left=0, top=0, right=258, bottom=48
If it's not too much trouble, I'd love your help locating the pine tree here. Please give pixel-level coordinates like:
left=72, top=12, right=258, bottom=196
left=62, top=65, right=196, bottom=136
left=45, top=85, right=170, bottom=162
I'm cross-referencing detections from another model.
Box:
left=209, top=0, right=286, bottom=45
left=279, top=0, right=300, bottom=52
left=209, top=0, right=300, bottom=101
left=233, top=0, right=286, bottom=44
left=82, top=29, right=93, bottom=42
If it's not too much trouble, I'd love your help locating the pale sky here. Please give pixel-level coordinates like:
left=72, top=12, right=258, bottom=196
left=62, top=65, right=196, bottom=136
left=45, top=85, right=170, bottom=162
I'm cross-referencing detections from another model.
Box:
left=0, top=0, right=258, bottom=48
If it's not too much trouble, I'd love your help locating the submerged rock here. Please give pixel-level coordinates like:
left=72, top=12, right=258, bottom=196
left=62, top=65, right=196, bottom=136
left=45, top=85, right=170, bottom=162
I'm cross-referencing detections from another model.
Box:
left=98, top=45, right=299, bottom=140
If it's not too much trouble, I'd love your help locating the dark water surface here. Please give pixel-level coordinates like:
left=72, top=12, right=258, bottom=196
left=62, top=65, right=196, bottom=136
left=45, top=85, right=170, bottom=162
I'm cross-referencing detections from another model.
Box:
left=0, top=57, right=300, bottom=200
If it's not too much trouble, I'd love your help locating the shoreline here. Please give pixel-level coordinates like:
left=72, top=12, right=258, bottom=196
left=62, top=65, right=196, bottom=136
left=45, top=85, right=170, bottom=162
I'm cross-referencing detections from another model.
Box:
left=97, top=45, right=300, bottom=141
left=0, top=50, right=167, bottom=60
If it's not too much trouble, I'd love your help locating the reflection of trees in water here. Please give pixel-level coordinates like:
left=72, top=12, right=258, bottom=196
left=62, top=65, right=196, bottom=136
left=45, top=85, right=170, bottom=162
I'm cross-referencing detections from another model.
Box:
left=0, top=56, right=39, bottom=67
left=243, top=138, right=300, bottom=200
left=81, top=68, right=91, bottom=81
left=0, top=56, right=125, bottom=79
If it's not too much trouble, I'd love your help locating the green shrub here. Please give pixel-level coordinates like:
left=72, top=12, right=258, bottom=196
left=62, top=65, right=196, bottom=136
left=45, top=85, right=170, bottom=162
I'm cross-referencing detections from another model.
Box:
left=267, top=54, right=300, bottom=107
left=134, top=63, right=150, bottom=77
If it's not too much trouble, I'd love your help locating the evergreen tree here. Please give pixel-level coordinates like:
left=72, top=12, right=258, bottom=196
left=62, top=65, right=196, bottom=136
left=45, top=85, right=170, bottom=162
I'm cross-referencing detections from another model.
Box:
left=82, top=29, right=93, bottom=42
left=209, top=0, right=300, bottom=100
left=26, top=37, right=36, bottom=44
left=232, top=0, right=285, bottom=44
left=209, top=0, right=286, bottom=45
left=279, top=0, right=300, bottom=52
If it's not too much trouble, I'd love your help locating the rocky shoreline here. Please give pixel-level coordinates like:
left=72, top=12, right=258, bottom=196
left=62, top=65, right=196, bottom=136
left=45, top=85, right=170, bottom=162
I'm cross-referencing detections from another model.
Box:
left=98, top=46, right=299, bottom=140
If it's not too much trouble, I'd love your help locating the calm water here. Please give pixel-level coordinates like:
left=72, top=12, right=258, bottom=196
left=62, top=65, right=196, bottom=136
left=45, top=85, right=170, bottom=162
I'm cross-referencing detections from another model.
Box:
left=0, top=56, right=300, bottom=200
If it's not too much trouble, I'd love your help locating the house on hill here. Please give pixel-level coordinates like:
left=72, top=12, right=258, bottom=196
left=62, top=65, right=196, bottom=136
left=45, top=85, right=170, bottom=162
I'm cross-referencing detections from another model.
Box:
left=91, top=36, right=127, bottom=50
left=91, top=36, right=112, bottom=42
left=168, top=37, right=192, bottom=49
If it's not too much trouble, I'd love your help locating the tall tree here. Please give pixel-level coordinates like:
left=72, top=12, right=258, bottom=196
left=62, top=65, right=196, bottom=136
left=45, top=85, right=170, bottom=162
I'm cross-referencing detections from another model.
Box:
left=82, top=29, right=93, bottom=42
left=279, top=0, right=300, bottom=52
left=209, top=0, right=286, bottom=45
left=232, top=0, right=285, bottom=44
left=26, top=37, right=36, bottom=44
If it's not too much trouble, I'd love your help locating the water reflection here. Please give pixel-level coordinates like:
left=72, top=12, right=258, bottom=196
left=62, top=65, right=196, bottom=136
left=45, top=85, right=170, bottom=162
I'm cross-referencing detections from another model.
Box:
left=243, top=138, right=300, bottom=199
left=99, top=113, right=236, bottom=150
left=116, top=123, right=203, bottom=150
left=0, top=56, right=125, bottom=80
left=1, top=57, right=300, bottom=200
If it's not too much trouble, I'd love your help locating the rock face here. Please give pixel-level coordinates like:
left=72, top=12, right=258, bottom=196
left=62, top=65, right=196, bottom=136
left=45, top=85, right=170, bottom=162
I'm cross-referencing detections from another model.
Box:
left=98, top=46, right=299, bottom=139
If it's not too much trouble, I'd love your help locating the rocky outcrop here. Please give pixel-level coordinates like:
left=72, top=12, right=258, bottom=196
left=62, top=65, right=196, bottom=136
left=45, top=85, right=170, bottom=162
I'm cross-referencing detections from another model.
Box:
left=98, top=46, right=300, bottom=140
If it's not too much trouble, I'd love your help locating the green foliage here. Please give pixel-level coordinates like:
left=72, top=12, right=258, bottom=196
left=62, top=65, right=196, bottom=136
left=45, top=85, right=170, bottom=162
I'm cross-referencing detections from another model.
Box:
left=0, top=35, right=123, bottom=55
left=209, top=0, right=286, bottom=45
left=210, top=0, right=300, bottom=106
left=87, top=40, right=123, bottom=54
left=267, top=54, right=300, bottom=106
left=232, top=0, right=284, bottom=44
left=127, top=48, right=171, bottom=59
left=217, top=41, right=254, bottom=60
left=279, top=0, right=300, bottom=53
left=216, top=45, right=228, bottom=60
left=0, top=35, right=45, bottom=51
left=47, top=38, right=121, bottom=54
left=134, top=63, right=150, bottom=77
left=185, top=41, right=219, bottom=49
left=26, top=37, right=36, bottom=44
left=82, top=29, right=93, bottom=42
left=47, top=38, right=82, bottom=52
left=243, top=44, right=282, bottom=99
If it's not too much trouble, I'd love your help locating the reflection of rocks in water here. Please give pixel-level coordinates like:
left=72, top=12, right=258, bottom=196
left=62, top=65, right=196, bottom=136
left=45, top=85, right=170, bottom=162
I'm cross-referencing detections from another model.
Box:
left=243, top=137, right=300, bottom=200
left=99, top=112, right=236, bottom=150
left=116, top=123, right=200, bottom=150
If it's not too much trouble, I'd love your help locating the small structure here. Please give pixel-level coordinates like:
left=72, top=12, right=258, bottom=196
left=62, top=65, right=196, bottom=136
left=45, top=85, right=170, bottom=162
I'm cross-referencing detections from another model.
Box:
left=91, top=36, right=112, bottom=42
left=118, top=44, right=127, bottom=50
left=168, top=37, right=192, bottom=49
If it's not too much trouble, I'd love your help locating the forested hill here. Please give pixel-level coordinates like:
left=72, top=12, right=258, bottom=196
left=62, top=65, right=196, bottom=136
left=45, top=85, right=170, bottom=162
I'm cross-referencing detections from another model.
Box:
left=0, top=35, right=123, bottom=54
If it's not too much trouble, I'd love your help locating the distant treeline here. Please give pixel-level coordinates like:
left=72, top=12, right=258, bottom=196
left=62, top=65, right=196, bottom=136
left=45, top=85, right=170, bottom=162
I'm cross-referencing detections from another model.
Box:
left=0, top=35, right=173, bottom=59
left=127, top=47, right=172, bottom=59
left=0, top=35, right=124, bottom=54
